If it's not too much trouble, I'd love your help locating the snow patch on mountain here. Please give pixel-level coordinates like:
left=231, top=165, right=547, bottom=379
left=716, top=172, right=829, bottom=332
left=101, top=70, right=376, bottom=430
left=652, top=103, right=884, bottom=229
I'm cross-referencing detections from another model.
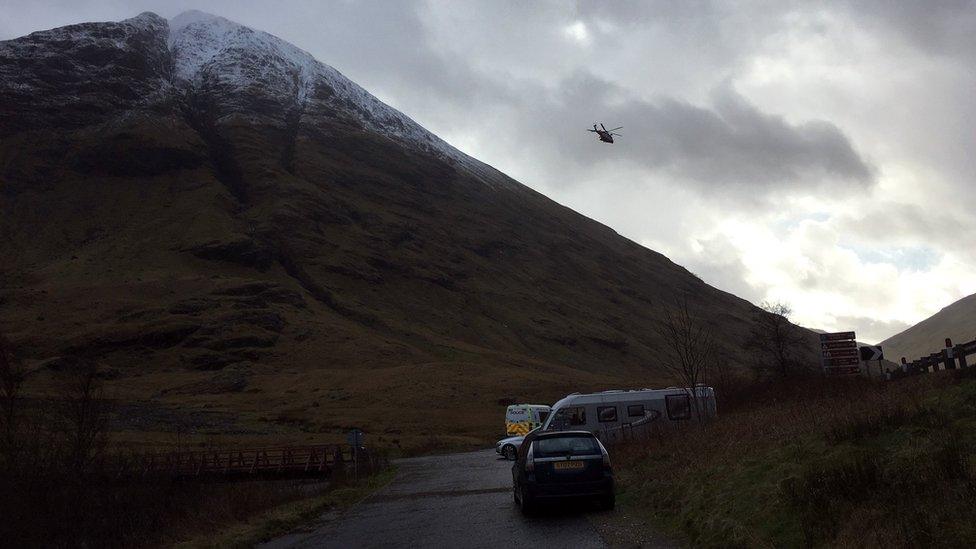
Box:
left=0, top=10, right=507, bottom=187
left=0, top=12, right=166, bottom=62
left=167, top=10, right=507, bottom=187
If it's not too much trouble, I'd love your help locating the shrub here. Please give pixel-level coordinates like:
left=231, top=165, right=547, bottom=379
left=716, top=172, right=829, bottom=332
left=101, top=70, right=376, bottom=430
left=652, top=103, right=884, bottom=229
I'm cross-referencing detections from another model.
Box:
left=612, top=373, right=976, bottom=547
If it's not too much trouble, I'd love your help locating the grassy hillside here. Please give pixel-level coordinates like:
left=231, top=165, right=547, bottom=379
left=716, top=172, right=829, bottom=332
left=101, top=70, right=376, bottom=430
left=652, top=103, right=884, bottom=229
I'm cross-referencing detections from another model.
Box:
left=0, top=13, right=821, bottom=450
left=882, top=293, right=976, bottom=363
left=608, top=372, right=976, bottom=547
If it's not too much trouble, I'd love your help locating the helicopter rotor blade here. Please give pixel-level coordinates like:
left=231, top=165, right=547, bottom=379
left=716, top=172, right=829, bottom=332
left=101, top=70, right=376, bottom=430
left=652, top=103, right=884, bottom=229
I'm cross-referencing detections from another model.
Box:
left=600, top=123, right=607, bottom=131
left=608, top=126, right=623, bottom=131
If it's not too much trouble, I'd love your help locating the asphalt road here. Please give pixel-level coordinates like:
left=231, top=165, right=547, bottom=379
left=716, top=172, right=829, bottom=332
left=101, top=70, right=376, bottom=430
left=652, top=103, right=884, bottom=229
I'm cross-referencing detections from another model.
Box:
left=262, top=449, right=610, bottom=549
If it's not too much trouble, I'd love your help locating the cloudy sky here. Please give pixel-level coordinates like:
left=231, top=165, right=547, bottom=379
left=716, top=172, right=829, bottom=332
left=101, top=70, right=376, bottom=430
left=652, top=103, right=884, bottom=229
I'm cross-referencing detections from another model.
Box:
left=3, top=1, right=974, bottom=343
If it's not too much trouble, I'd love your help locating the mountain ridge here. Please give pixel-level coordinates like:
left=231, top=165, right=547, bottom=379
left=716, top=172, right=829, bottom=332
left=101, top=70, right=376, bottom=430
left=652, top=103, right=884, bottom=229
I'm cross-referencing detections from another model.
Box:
left=881, top=292, right=976, bottom=363
left=0, top=11, right=818, bottom=448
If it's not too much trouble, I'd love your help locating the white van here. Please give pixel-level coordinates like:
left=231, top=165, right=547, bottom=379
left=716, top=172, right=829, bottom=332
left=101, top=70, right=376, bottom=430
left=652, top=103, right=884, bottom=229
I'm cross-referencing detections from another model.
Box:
left=505, top=404, right=552, bottom=436
left=541, top=387, right=716, bottom=444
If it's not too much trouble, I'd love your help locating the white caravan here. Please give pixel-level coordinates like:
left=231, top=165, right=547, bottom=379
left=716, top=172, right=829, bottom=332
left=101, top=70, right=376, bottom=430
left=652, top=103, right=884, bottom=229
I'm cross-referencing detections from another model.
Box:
left=541, top=387, right=716, bottom=444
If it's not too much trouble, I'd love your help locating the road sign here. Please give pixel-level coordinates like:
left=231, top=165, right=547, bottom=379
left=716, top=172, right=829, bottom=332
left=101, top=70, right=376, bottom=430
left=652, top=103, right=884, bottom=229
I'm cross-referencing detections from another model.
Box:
left=859, top=345, right=883, bottom=361
left=820, top=331, right=858, bottom=375
left=820, top=331, right=856, bottom=342
left=821, top=340, right=858, bottom=350
left=822, top=348, right=859, bottom=358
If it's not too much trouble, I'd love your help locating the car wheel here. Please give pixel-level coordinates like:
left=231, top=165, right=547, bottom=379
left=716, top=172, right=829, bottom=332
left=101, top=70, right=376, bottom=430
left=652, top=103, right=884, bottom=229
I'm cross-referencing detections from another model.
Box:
left=519, top=485, right=535, bottom=516
left=503, top=444, right=517, bottom=461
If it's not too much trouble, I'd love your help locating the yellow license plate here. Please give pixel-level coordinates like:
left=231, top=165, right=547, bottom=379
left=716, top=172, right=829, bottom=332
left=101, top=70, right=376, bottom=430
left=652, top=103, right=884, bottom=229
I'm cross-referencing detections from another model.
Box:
left=553, top=460, right=584, bottom=470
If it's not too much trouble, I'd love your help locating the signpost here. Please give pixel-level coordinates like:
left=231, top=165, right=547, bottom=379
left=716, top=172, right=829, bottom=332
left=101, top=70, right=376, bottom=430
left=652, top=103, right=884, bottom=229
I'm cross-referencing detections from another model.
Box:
left=820, top=331, right=856, bottom=342
left=859, top=345, right=884, bottom=378
left=820, top=331, right=860, bottom=376
left=347, top=428, right=365, bottom=480
left=859, top=346, right=883, bottom=361
left=346, top=429, right=364, bottom=448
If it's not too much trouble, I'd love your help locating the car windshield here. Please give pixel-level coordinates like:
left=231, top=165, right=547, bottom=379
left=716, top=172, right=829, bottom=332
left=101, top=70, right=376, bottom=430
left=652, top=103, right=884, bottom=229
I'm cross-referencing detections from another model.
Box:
left=534, top=435, right=600, bottom=457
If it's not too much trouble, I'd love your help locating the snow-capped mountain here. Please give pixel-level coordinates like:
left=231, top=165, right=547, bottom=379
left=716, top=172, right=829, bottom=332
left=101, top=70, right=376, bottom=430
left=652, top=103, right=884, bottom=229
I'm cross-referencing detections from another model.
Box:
left=0, top=11, right=498, bottom=184
left=167, top=11, right=486, bottom=174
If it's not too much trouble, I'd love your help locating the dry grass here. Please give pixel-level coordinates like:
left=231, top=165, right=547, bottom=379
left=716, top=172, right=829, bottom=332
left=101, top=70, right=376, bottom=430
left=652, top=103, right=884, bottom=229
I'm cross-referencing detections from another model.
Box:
left=1, top=444, right=392, bottom=548
left=0, top=354, right=394, bottom=548
left=173, top=468, right=397, bottom=548
left=610, top=372, right=976, bottom=547
left=1, top=466, right=392, bottom=548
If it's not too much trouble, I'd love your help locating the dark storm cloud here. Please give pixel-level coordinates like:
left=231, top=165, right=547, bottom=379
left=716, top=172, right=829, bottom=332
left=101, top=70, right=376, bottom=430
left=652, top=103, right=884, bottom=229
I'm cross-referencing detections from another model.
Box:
left=615, top=83, right=874, bottom=189
left=495, top=71, right=874, bottom=194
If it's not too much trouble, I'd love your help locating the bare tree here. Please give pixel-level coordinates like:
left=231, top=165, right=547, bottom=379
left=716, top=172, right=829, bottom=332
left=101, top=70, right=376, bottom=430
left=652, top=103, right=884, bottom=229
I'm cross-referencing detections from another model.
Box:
left=746, top=301, right=809, bottom=379
left=59, top=359, right=110, bottom=474
left=710, top=345, right=739, bottom=399
left=655, top=299, right=714, bottom=423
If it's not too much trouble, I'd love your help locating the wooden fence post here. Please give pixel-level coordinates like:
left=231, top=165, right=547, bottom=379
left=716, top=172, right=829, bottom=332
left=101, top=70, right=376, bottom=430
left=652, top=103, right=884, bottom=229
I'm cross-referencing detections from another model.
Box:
left=944, top=339, right=956, bottom=370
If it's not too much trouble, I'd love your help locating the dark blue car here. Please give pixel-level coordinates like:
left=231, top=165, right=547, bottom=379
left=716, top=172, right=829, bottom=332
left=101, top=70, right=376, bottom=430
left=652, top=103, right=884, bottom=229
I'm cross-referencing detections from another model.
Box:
left=511, top=430, right=614, bottom=514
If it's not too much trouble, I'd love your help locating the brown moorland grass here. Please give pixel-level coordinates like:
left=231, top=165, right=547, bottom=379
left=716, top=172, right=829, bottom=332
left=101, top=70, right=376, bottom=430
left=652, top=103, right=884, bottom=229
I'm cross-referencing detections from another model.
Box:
left=1, top=441, right=393, bottom=548
left=0, top=349, right=394, bottom=548
left=609, top=372, right=976, bottom=547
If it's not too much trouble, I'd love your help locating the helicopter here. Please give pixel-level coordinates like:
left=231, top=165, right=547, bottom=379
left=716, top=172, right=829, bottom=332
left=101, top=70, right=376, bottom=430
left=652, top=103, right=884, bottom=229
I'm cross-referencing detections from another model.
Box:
left=588, top=123, right=622, bottom=143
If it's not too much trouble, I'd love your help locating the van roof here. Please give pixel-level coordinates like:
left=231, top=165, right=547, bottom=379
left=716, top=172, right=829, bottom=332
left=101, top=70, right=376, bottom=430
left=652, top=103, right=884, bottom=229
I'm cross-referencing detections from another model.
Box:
left=549, top=387, right=713, bottom=410
left=533, top=430, right=594, bottom=439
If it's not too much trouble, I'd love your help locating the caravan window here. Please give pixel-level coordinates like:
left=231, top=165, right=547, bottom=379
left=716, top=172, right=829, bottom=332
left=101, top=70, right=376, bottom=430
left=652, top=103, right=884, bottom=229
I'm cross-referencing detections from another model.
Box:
left=550, top=406, right=586, bottom=428
left=627, top=404, right=645, bottom=417
left=666, top=394, right=691, bottom=420
left=597, top=406, right=617, bottom=423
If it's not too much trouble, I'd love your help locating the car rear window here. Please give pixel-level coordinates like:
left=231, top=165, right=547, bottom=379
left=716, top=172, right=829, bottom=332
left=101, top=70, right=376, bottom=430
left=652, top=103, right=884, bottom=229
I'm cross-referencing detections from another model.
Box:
left=534, top=435, right=601, bottom=457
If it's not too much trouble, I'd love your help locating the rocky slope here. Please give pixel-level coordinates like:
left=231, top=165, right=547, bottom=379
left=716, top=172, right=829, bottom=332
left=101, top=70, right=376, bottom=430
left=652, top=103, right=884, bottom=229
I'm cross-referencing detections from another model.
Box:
left=0, top=11, right=818, bottom=448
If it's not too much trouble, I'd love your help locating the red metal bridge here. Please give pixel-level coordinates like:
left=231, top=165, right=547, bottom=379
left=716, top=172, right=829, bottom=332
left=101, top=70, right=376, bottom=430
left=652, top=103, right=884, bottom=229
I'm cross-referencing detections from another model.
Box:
left=133, top=444, right=361, bottom=480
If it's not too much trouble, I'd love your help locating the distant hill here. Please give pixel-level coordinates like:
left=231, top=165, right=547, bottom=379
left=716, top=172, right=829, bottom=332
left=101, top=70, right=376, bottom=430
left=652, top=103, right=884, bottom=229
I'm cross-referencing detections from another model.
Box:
left=881, top=293, right=976, bottom=363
